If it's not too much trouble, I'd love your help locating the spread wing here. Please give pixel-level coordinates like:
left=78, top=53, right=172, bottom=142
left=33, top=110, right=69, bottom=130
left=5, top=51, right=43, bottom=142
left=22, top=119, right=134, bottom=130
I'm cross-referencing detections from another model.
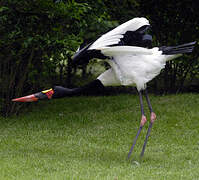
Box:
left=97, top=46, right=154, bottom=57
left=88, top=17, right=150, bottom=50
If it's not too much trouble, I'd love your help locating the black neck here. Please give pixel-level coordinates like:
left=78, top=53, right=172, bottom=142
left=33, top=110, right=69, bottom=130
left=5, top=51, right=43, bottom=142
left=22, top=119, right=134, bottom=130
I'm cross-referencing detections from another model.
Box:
left=52, top=80, right=105, bottom=98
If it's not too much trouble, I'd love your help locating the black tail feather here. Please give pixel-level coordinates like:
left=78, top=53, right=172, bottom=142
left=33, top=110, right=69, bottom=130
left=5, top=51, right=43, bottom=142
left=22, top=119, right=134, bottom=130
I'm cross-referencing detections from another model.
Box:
left=160, top=41, right=196, bottom=55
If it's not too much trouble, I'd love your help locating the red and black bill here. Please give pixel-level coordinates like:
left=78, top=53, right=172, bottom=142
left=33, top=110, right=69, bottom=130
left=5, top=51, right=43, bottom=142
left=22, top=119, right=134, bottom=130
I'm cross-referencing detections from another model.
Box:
left=12, top=88, right=54, bottom=102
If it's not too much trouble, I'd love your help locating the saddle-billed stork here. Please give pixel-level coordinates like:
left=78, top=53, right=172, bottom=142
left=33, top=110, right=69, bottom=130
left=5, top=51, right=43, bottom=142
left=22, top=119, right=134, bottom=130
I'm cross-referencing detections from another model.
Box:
left=12, top=17, right=196, bottom=158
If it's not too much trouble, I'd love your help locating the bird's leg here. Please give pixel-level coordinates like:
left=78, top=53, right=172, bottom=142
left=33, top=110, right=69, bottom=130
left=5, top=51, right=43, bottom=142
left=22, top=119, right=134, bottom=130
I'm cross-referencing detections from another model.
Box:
left=145, top=89, right=156, bottom=124
left=140, top=89, right=156, bottom=157
left=127, top=90, right=147, bottom=159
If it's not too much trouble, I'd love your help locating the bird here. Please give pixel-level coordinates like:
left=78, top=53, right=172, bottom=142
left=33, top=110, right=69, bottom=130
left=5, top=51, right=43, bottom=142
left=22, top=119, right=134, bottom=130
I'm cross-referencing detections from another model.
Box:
left=12, top=17, right=196, bottom=159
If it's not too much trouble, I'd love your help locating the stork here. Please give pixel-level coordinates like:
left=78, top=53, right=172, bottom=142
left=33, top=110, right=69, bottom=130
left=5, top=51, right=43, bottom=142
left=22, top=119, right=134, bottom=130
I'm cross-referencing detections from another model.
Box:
left=12, top=17, right=195, bottom=158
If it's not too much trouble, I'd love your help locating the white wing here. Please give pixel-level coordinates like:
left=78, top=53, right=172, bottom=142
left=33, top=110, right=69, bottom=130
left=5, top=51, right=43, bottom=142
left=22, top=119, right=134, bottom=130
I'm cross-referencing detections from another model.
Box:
left=89, top=17, right=150, bottom=50
left=97, top=46, right=154, bottom=56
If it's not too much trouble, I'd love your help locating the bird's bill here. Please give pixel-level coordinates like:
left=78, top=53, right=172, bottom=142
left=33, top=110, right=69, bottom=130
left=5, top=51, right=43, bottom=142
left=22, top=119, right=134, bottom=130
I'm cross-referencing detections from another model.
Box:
left=12, top=94, right=38, bottom=102
left=12, top=88, right=54, bottom=102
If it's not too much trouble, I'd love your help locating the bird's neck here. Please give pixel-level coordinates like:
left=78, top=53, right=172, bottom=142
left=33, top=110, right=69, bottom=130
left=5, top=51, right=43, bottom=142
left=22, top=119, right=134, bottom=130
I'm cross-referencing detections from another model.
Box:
left=52, top=80, right=105, bottom=98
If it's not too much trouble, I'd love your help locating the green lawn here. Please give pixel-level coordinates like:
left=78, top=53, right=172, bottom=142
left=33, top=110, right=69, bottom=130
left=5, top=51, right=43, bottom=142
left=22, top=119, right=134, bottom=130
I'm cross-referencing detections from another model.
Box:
left=0, top=94, right=199, bottom=180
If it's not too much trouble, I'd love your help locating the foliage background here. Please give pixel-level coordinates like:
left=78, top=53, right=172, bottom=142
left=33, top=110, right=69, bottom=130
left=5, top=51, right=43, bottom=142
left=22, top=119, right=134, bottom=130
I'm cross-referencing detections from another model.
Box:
left=0, top=0, right=199, bottom=116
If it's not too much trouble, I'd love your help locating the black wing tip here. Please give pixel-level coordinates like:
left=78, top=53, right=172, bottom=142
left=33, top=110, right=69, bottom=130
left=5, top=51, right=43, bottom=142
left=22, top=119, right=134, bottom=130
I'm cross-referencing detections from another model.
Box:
left=160, top=41, right=196, bottom=55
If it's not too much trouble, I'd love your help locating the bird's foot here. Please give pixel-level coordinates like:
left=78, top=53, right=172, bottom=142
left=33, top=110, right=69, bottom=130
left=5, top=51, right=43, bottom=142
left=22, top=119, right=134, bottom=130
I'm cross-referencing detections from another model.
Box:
left=140, top=115, right=147, bottom=127
left=150, top=112, right=156, bottom=124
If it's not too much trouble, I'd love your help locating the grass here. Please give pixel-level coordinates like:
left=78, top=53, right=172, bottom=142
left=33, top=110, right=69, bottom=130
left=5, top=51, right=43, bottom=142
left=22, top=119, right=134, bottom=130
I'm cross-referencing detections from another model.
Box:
left=0, top=93, right=199, bottom=179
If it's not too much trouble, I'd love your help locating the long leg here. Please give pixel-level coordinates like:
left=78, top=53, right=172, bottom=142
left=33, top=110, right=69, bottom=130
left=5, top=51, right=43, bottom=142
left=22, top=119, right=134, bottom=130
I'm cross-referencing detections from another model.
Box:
left=140, top=89, right=156, bottom=157
left=127, top=90, right=147, bottom=159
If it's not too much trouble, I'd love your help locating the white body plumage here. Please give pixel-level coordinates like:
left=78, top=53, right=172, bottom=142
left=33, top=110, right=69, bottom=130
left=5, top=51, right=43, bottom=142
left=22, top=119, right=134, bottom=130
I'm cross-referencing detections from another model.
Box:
left=97, top=46, right=180, bottom=90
